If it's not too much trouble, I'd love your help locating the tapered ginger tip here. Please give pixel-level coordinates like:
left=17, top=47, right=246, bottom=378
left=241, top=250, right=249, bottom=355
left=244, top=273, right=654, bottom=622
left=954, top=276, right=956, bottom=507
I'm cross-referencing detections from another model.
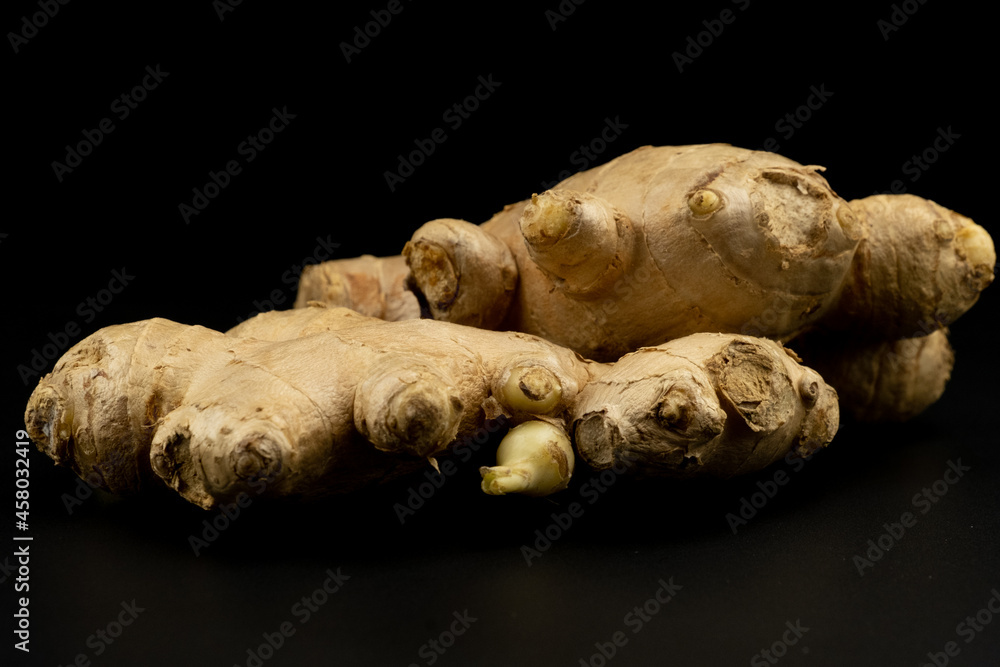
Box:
left=955, top=223, right=995, bottom=278
left=501, top=365, right=563, bottom=414
left=231, top=436, right=283, bottom=481
left=656, top=384, right=725, bottom=442
left=480, top=421, right=574, bottom=496
left=521, top=194, right=573, bottom=247
left=688, top=189, right=722, bottom=216
left=354, top=362, right=464, bottom=459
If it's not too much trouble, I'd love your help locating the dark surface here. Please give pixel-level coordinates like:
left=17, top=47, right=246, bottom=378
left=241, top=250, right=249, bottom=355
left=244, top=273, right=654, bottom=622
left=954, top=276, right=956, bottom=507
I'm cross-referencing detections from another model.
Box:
left=4, top=2, right=998, bottom=666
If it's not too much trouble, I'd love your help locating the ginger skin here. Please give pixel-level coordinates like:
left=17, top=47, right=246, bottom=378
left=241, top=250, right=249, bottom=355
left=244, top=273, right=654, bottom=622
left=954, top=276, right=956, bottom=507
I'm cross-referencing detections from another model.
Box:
left=792, top=328, right=954, bottom=422
left=297, top=144, right=994, bottom=421
left=24, top=306, right=837, bottom=508
left=294, top=254, right=420, bottom=321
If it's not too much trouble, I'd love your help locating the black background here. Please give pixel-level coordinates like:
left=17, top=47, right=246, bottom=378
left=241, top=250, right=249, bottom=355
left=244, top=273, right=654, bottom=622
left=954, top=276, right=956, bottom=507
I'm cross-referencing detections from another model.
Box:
left=4, top=1, right=998, bottom=666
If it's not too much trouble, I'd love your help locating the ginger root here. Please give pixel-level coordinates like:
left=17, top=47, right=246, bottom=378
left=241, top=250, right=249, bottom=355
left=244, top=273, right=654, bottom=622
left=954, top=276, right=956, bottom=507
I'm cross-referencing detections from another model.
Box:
left=298, top=144, right=994, bottom=421
left=24, top=305, right=837, bottom=508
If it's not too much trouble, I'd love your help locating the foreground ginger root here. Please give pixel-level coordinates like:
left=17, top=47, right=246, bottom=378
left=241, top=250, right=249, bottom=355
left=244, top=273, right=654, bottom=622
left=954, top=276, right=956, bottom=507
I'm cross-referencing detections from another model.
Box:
left=24, top=306, right=837, bottom=508
left=297, top=144, right=995, bottom=421
left=24, top=306, right=589, bottom=507
left=571, top=334, right=837, bottom=477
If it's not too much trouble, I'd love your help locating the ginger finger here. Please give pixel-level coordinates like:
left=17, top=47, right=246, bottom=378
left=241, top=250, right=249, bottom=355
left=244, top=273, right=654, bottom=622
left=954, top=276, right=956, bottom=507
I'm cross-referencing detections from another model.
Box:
left=831, top=194, right=995, bottom=338
left=572, top=333, right=839, bottom=478
left=353, top=356, right=464, bottom=458
left=403, top=218, right=517, bottom=329
left=517, top=189, right=634, bottom=296
left=23, top=319, right=240, bottom=494
left=147, top=345, right=415, bottom=508
left=792, top=328, right=954, bottom=422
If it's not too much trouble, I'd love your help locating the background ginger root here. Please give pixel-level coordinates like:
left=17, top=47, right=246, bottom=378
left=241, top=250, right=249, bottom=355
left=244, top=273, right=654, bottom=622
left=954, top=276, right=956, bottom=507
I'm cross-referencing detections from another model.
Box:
left=24, top=305, right=838, bottom=508
left=293, top=254, right=420, bottom=321
left=792, top=328, right=955, bottom=422
left=296, top=144, right=995, bottom=422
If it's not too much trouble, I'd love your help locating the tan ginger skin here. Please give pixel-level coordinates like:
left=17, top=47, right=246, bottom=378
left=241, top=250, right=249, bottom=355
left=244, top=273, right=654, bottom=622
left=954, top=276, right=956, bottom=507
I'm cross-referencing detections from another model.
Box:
left=24, top=304, right=836, bottom=509
left=296, top=144, right=995, bottom=421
